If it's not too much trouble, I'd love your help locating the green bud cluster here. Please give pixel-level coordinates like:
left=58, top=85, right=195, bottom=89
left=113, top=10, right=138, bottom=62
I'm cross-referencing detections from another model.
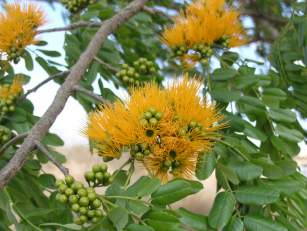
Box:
left=0, top=126, right=11, bottom=144
left=161, top=156, right=181, bottom=173
left=61, top=0, right=96, bottom=13
left=133, top=58, right=156, bottom=75
left=216, top=36, right=229, bottom=48
left=130, top=143, right=151, bottom=161
left=7, top=47, right=23, bottom=64
left=178, top=120, right=206, bottom=139
left=192, top=44, right=213, bottom=65
left=55, top=175, right=104, bottom=226
left=0, top=93, right=17, bottom=120
left=116, top=58, right=157, bottom=86
left=139, top=107, right=162, bottom=127
left=173, top=45, right=187, bottom=57
left=84, top=163, right=112, bottom=187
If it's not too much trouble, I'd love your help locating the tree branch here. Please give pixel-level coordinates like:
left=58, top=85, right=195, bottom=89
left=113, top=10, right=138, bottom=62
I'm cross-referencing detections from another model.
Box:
left=0, top=133, right=29, bottom=156
left=37, top=21, right=102, bottom=34
left=74, top=85, right=110, bottom=104
left=34, top=140, right=69, bottom=176
left=94, top=56, right=119, bottom=73
left=22, top=71, right=70, bottom=100
left=0, top=0, right=149, bottom=190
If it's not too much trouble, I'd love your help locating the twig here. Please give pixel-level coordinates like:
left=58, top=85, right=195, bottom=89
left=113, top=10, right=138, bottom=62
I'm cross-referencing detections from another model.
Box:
left=74, top=85, right=110, bottom=104
left=37, top=21, right=102, bottom=34
left=0, top=133, right=29, bottom=156
left=34, top=140, right=69, bottom=176
left=22, top=71, right=70, bottom=100
left=94, top=56, right=119, bottom=73
left=0, top=0, right=149, bottom=190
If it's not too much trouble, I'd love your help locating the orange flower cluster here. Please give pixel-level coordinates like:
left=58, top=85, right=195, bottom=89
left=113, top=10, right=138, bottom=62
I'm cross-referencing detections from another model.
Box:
left=162, top=0, right=246, bottom=67
left=0, top=2, right=45, bottom=62
left=86, top=77, right=225, bottom=182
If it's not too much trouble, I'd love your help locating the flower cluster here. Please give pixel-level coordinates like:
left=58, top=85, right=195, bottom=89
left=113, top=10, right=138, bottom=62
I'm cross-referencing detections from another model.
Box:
left=115, top=58, right=158, bottom=87
left=0, top=2, right=45, bottom=63
left=0, top=78, right=24, bottom=120
left=162, top=0, right=246, bottom=67
left=86, top=77, right=225, bottom=182
left=61, top=0, right=96, bottom=14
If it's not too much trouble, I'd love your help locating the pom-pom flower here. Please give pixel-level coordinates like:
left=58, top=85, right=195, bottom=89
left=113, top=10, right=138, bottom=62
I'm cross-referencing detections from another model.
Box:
left=85, top=76, right=226, bottom=182
left=162, top=0, right=246, bottom=67
left=0, top=2, right=45, bottom=63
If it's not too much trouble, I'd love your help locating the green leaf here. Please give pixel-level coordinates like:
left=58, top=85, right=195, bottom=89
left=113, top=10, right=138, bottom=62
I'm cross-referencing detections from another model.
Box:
left=224, top=217, right=244, bottom=231
left=23, top=50, right=33, bottom=71
left=235, top=186, right=280, bottom=205
left=196, top=152, right=216, bottom=180
left=270, top=136, right=300, bottom=156
left=127, top=224, right=154, bottom=231
left=37, top=49, right=61, bottom=57
left=42, top=133, right=64, bottom=146
left=229, top=162, right=263, bottom=181
left=276, top=124, right=304, bottom=143
left=243, top=122, right=267, bottom=141
left=244, top=215, right=287, bottom=231
left=208, top=191, right=236, bottom=229
left=221, top=51, right=239, bottom=66
left=260, top=178, right=302, bottom=195
left=212, top=68, right=237, bottom=81
left=268, top=108, right=296, bottom=123
left=38, top=174, right=55, bottom=188
left=127, top=200, right=149, bottom=216
left=151, top=179, right=203, bottom=205
left=211, top=88, right=241, bottom=103
left=108, top=207, right=129, bottom=231
left=178, top=208, right=208, bottom=231
left=127, top=176, right=160, bottom=197
left=216, top=163, right=240, bottom=185
left=40, top=223, right=81, bottom=230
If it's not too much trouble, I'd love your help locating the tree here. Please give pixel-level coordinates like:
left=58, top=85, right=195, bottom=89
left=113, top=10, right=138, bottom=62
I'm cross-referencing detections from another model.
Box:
left=0, top=0, right=306, bottom=230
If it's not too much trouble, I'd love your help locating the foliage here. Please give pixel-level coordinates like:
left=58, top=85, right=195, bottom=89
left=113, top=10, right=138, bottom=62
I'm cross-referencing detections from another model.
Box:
left=0, top=0, right=307, bottom=231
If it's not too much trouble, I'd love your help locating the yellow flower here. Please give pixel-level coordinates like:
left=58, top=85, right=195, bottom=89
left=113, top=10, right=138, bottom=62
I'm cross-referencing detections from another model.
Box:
left=162, top=0, right=246, bottom=49
left=144, top=138, right=197, bottom=182
left=85, top=76, right=225, bottom=181
left=0, top=77, right=24, bottom=101
left=0, top=2, right=45, bottom=61
left=167, top=76, right=226, bottom=151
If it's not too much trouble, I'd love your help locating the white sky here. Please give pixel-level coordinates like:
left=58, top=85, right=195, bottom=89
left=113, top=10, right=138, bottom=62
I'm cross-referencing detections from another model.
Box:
left=3, top=1, right=307, bottom=154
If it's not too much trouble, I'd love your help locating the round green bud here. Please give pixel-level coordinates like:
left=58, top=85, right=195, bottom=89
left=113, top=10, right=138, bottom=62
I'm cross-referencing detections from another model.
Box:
left=55, top=179, right=64, bottom=187
left=87, top=187, right=95, bottom=193
left=148, top=107, right=156, bottom=115
left=135, top=152, right=144, bottom=161
left=79, top=215, right=88, bottom=223
left=143, top=149, right=151, bottom=156
left=92, top=217, right=99, bottom=223
left=84, top=171, right=95, bottom=182
left=9, top=106, right=15, bottom=112
left=92, top=164, right=101, bottom=173
left=155, top=112, right=162, bottom=120
left=149, top=67, right=156, bottom=73
left=92, top=199, right=101, bottom=208
left=87, top=210, right=95, bottom=218
left=103, top=172, right=111, bottom=183
left=140, top=118, right=148, bottom=126
left=79, top=207, right=88, bottom=215
left=65, top=175, right=74, bottom=185
left=189, top=121, right=197, bottom=128
left=58, top=194, right=68, bottom=203
left=149, top=117, right=158, bottom=125
left=95, top=209, right=103, bottom=217
left=144, top=112, right=152, bottom=119
left=74, top=218, right=83, bottom=225
left=71, top=181, right=83, bottom=191
left=69, top=194, right=78, bottom=203
left=65, top=188, right=74, bottom=196
left=87, top=192, right=96, bottom=202
left=122, top=63, right=129, bottom=69
left=58, top=184, right=67, bottom=193
left=77, top=188, right=87, bottom=197
left=71, top=203, right=80, bottom=212
left=79, top=197, right=89, bottom=206
left=95, top=172, right=104, bottom=182
left=123, top=76, right=129, bottom=82
left=99, top=163, right=108, bottom=172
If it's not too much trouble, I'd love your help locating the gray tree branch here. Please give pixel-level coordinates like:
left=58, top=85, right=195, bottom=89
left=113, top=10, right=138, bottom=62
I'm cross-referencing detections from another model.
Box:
left=0, top=0, right=149, bottom=190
